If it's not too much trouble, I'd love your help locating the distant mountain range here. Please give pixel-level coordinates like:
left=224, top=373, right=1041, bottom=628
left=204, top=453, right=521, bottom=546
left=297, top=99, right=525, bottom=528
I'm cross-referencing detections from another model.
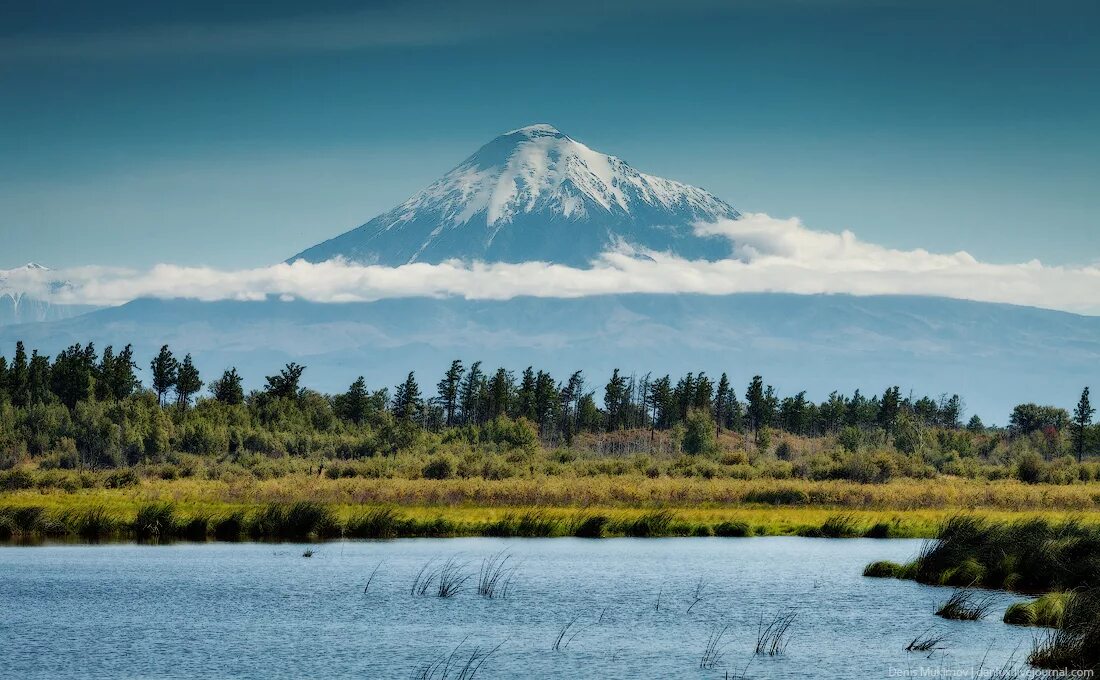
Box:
left=289, top=124, right=739, bottom=266
left=2, top=293, right=1097, bottom=421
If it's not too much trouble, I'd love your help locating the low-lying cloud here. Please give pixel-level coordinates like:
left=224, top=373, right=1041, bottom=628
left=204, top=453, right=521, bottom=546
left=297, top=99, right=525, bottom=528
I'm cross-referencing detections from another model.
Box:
left=4, top=214, right=1098, bottom=315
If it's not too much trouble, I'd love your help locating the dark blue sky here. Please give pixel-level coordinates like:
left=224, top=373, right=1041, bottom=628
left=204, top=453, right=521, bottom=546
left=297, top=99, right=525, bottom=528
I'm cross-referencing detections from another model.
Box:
left=2, top=0, right=1097, bottom=268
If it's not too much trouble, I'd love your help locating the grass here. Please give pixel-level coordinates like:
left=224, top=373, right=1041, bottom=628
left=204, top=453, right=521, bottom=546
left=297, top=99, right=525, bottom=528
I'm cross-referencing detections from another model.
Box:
left=934, top=587, right=996, bottom=621
left=1004, top=592, right=1072, bottom=628
left=6, top=496, right=1100, bottom=543
left=905, top=628, right=948, bottom=654
left=755, top=610, right=797, bottom=656
left=477, top=551, right=516, bottom=599
left=699, top=624, right=731, bottom=669
left=1027, top=588, right=1100, bottom=672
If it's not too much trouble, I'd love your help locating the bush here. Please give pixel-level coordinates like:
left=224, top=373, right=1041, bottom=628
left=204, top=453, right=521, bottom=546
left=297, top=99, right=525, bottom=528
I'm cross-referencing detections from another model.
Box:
left=714, top=520, right=752, bottom=537
left=422, top=454, right=457, bottom=480
left=682, top=409, right=717, bottom=456
left=1016, top=452, right=1044, bottom=484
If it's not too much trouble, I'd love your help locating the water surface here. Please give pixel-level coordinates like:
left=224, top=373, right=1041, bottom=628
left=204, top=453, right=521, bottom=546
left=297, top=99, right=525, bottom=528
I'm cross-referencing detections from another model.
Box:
left=1, top=538, right=1035, bottom=678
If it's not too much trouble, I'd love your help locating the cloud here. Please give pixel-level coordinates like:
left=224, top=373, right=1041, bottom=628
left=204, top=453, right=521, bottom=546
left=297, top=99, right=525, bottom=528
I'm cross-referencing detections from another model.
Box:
left=3, top=213, right=1098, bottom=315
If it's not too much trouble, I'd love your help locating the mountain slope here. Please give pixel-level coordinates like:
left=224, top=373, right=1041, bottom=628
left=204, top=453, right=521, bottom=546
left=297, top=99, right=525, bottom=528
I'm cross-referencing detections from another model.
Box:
left=290, top=124, right=740, bottom=266
left=0, top=263, right=97, bottom=326
left=3, top=293, right=1097, bottom=421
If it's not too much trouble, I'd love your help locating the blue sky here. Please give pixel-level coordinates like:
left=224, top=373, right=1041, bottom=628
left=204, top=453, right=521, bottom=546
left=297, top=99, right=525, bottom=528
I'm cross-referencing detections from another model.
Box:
left=1, top=0, right=1098, bottom=269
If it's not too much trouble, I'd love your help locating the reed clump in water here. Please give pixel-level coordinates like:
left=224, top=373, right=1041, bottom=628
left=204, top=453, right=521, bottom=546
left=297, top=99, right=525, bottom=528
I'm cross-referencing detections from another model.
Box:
left=699, top=624, right=731, bottom=669
left=1027, top=588, right=1100, bottom=672
left=905, top=627, right=948, bottom=654
left=754, top=610, right=797, bottom=656
left=477, top=551, right=516, bottom=599
left=1004, top=592, right=1072, bottom=628
left=934, top=587, right=995, bottom=621
left=415, top=637, right=503, bottom=680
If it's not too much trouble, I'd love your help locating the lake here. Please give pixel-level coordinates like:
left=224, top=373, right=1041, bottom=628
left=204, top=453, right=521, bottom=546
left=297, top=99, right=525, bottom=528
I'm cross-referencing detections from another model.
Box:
left=1, top=537, right=1035, bottom=678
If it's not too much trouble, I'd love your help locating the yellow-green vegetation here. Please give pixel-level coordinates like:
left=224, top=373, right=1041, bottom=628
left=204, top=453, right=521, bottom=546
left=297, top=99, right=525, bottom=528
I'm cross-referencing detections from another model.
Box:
left=1004, top=592, right=1072, bottom=628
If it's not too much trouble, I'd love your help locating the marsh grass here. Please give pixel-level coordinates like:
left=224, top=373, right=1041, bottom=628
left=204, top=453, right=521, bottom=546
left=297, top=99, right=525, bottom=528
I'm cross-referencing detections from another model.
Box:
left=60, top=507, right=120, bottom=541
left=411, top=558, right=439, bottom=597
left=249, top=502, right=340, bottom=540
left=415, top=637, right=503, bottom=680
left=363, top=560, right=384, bottom=594
left=905, top=627, right=949, bottom=654
left=436, top=557, right=472, bottom=598
left=699, top=624, right=731, bottom=669
left=1003, top=592, right=1071, bottom=628
left=570, top=513, right=610, bottom=538
left=477, top=551, right=516, bottom=599
left=212, top=511, right=246, bottom=541
left=935, top=588, right=996, bottom=621
left=1027, top=588, right=1100, bottom=671
left=687, top=577, right=709, bottom=613
left=484, top=511, right=562, bottom=537
left=802, top=513, right=864, bottom=538
left=755, top=609, right=797, bottom=655
left=863, top=560, right=912, bottom=578
left=133, top=502, right=177, bottom=541
left=345, top=506, right=409, bottom=539
left=619, top=509, right=675, bottom=537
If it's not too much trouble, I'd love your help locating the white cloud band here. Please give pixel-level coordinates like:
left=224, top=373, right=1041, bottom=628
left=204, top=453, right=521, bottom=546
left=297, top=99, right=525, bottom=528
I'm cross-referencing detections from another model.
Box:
left=4, top=214, right=1098, bottom=315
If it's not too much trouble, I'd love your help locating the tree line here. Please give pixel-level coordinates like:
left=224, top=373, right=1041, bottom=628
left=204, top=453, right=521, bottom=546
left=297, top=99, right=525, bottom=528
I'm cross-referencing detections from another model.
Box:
left=0, top=340, right=1094, bottom=459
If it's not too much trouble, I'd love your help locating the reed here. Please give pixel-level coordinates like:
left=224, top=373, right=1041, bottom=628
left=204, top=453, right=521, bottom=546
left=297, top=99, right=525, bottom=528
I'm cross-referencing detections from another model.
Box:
left=415, top=637, right=503, bottom=680
left=436, top=556, right=472, bottom=598
left=1027, top=588, right=1100, bottom=672
left=699, top=624, right=731, bottom=669
left=477, top=551, right=516, bottom=599
left=935, top=588, right=995, bottom=621
left=132, top=502, right=177, bottom=541
left=755, top=609, right=797, bottom=655
left=905, top=627, right=948, bottom=654
left=619, top=509, right=675, bottom=537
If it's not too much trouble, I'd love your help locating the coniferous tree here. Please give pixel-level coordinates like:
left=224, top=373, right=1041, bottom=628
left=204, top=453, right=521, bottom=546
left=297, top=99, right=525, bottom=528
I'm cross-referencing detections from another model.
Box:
left=714, top=373, right=731, bottom=436
left=458, top=361, right=484, bottom=425
left=175, top=354, right=203, bottom=408
left=393, top=371, right=423, bottom=422
left=51, top=342, right=96, bottom=409
left=0, top=355, right=8, bottom=402
left=335, top=376, right=370, bottom=425
left=211, top=367, right=245, bottom=405
left=150, top=345, right=179, bottom=406
left=1072, top=387, right=1094, bottom=463
left=533, top=370, right=557, bottom=434
left=9, top=341, right=28, bottom=407
left=878, top=386, right=902, bottom=436
left=436, top=360, right=464, bottom=426
left=264, top=363, right=305, bottom=400
left=745, top=375, right=767, bottom=444
left=604, top=368, right=628, bottom=432
left=27, top=351, right=51, bottom=405
left=516, top=367, right=537, bottom=421
left=487, top=368, right=514, bottom=419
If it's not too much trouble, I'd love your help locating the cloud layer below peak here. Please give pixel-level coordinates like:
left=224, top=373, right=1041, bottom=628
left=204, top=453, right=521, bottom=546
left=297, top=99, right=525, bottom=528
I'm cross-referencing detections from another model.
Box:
left=3, top=214, right=1098, bottom=315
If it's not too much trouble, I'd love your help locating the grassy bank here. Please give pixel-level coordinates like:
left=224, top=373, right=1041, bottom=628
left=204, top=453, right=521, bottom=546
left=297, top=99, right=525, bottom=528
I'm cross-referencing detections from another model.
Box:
left=4, top=479, right=1100, bottom=542
left=863, top=516, right=1100, bottom=672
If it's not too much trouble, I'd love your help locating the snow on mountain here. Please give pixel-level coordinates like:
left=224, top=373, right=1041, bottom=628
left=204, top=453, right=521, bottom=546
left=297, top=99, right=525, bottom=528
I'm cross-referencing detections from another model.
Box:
left=290, top=124, right=741, bottom=266
left=0, top=263, right=94, bottom=326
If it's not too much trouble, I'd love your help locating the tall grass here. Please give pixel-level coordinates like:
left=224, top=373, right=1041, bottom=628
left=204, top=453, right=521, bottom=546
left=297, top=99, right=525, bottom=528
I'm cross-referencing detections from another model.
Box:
left=477, top=551, right=516, bottom=599
left=249, top=502, right=340, bottom=540
left=415, top=637, right=503, bottom=680
left=699, top=624, right=731, bottom=669
left=935, top=588, right=996, bottom=621
left=1027, top=588, right=1100, bottom=672
left=754, top=610, right=797, bottom=656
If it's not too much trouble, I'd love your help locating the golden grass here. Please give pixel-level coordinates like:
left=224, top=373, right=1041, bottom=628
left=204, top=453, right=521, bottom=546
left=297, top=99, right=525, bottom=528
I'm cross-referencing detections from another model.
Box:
left=4, top=473, right=1100, bottom=539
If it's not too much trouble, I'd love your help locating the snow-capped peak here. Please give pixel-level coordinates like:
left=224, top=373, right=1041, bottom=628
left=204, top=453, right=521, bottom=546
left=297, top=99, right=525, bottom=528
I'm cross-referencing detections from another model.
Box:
left=290, top=124, right=741, bottom=266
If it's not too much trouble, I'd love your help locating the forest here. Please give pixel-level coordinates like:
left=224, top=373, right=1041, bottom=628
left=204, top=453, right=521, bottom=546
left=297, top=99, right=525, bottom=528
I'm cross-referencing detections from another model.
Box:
left=0, top=340, right=1096, bottom=490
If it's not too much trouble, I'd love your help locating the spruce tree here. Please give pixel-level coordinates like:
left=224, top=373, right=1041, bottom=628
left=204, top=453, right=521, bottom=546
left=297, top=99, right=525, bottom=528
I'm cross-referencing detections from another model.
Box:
left=436, top=360, right=464, bottom=426
left=1072, top=387, right=1094, bottom=463
left=175, top=354, right=203, bottom=408
left=393, top=371, right=423, bottom=422
left=212, top=367, right=245, bottom=405
left=336, top=376, right=370, bottom=425
left=150, top=345, right=179, bottom=406
left=264, top=363, right=305, bottom=400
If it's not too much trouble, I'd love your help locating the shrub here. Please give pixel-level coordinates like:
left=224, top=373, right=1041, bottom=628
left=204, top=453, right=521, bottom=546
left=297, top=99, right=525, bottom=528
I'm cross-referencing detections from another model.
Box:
left=1016, top=452, right=1044, bottom=484
left=422, top=454, right=457, bottom=480
left=682, top=409, right=718, bottom=456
